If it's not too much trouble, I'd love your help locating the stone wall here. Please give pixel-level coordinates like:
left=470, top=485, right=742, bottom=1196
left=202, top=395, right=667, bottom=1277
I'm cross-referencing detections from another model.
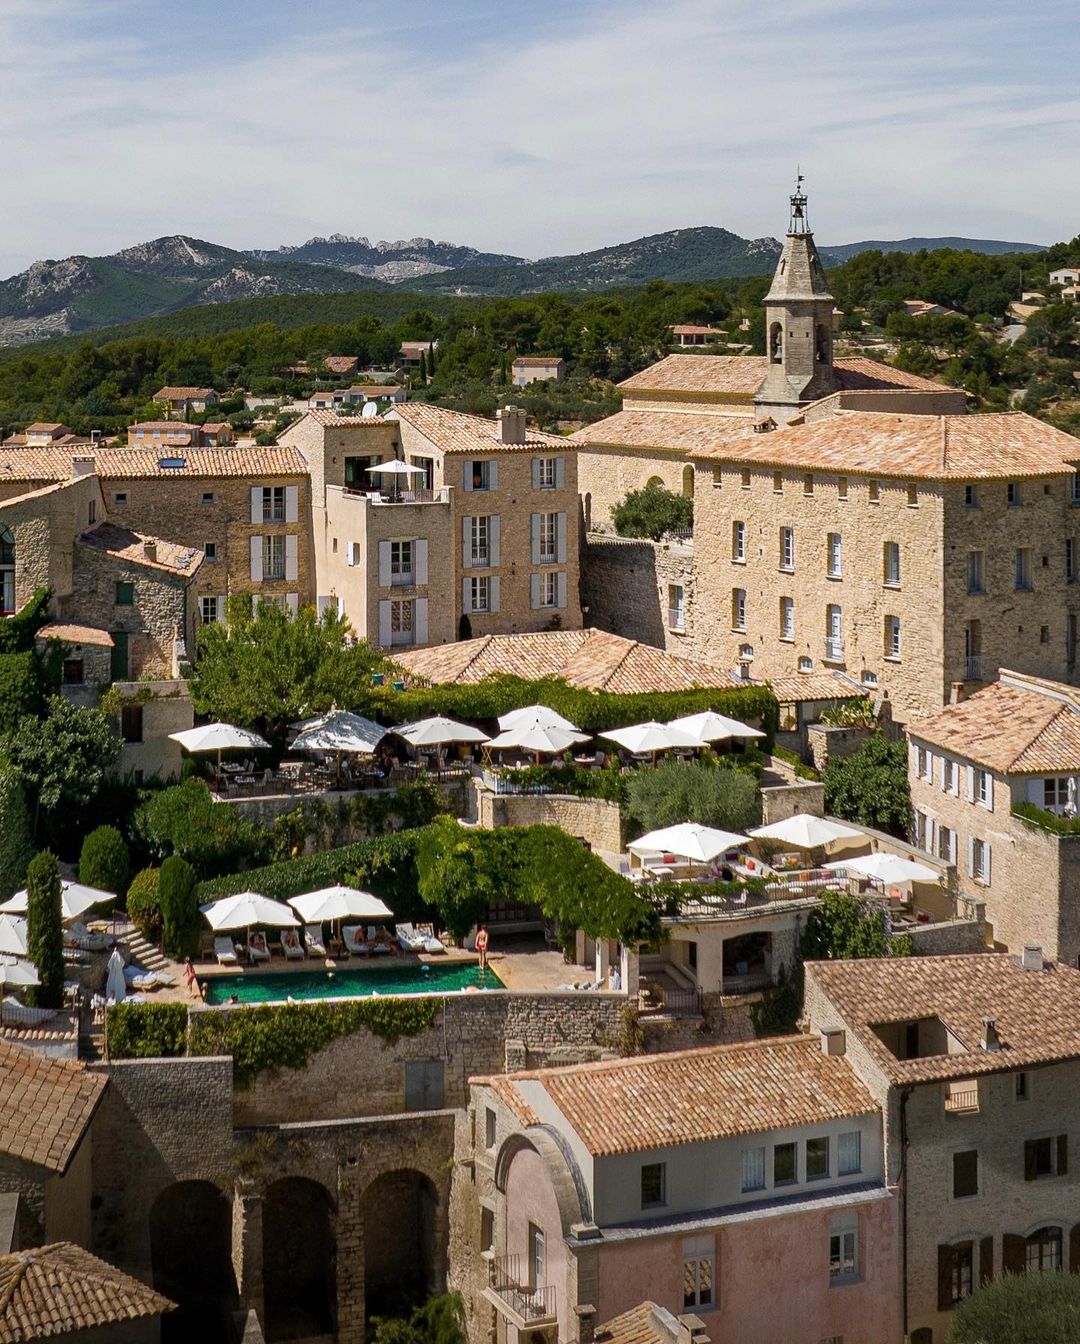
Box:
left=806, top=723, right=875, bottom=773
left=905, top=917, right=986, bottom=955
left=472, top=782, right=624, bottom=851
left=110, top=681, right=193, bottom=782
left=582, top=534, right=695, bottom=651
left=0, top=475, right=102, bottom=610
left=760, top=779, right=825, bottom=823
left=577, top=444, right=694, bottom=533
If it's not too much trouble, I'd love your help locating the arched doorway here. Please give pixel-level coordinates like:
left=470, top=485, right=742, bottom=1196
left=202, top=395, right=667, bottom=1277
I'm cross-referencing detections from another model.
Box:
left=361, top=1169, right=438, bottom=1318
left=681, top=465, right=694, bottom=498
left=263, top=1177, right=337, bottom=1342
left=0, top=527, right=14, bottom=615
left=645, top=475, right=663, bottom=490
left=149, top=1180, right=236, bottom=1344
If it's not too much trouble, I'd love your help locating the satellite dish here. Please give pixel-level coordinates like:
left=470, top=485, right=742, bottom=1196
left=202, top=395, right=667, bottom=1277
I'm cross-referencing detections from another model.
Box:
left=361, top=401, right=378, bottom=419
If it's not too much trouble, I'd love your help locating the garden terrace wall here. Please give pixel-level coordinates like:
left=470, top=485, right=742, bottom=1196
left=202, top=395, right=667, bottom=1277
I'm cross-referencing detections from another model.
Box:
left=470, top=783, right=625, bottom=851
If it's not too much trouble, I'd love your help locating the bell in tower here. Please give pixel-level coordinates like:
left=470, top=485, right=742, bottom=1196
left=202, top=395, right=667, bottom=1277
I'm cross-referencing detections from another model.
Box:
left=754, top=174, right=838, bottom=425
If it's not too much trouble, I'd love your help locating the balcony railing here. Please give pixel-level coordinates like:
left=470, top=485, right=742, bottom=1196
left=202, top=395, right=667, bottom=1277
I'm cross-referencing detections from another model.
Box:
left=944, top=1079, right=980, bottom=1114
left=823, top=636, right=844, bottom=661
left=344, top=486, right=449, bottom=505
left=487, top=1255, right=557, bottom=1326
left=964, top=654, right=984, bottom=681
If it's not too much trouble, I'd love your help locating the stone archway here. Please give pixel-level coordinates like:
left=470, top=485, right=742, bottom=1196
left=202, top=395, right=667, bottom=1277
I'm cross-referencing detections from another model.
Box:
left=360, top=1168, right=439, bottom=1319
left=263, top=1176, right=337, bottom=1342
left=149, top=1180, right=236, bottom=1344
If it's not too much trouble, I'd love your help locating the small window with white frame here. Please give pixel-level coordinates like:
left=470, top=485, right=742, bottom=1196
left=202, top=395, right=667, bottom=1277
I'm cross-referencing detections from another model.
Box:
left=829, top=1223, right=858, bottom=1282
left=668, top=584, right=685, bottom=632
left=780, top=526, right=795, bottom=571
left=731, top=588, right=746, bottom=631
left=883, top=541, right=901, bottom=587
left=1044, top=777, right=1069, bottom=812
left=780, top=596, right=795, bottom=641
left=974, top=768, right=992, bottom=809
left=827, top=532, right=842, bottom=578
left=838, top=1131, right=862, bottom=1175
left=740, top=1145, right=766, bottom=1192
left=915, top=745, right=934, bottom=782
left=261, top=485, right=286, bottom=522
left=732, top=520, right=746, bottom=563
left=470, top=576, right=491, bottom=613
left=682, top=1236, right=714, bottom=1310
left=970, top=836, right=990, bottom=883
left=942, top=759, right=958, bottom=795
left=538, top=512, right=557, bottom=564
left=885, top=614, right=901, bottom=661
left=536, top=457, right=557, bottom=489
left=390, top=539, right=414, bottom=585
left=538, top=571, right=557, bottom=608
left=199, top=596, right=220, bottom=625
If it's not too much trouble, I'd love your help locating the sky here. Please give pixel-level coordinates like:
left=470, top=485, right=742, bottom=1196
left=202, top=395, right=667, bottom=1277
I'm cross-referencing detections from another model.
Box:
left=0, top=0, right=1078, bottom=276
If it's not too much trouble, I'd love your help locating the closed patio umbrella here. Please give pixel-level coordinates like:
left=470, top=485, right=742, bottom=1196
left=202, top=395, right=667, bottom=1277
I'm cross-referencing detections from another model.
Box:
left=667, top=711, right=765, bottom=745
left=200, top=892, right=300, bottom=931
left=105, top=947, right=126, bottom=1004
left=2, top=880, right=114, bottom=923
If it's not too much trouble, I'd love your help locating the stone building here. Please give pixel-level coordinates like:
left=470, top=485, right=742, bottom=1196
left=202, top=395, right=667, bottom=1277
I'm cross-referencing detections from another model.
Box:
left=511, top=356, right=565, bottom=387
left=804, top=952, right=1080, bottom=1344
left=151, top=386, right=218, bottom=415
left=906, top=670, right=1080, bottom=964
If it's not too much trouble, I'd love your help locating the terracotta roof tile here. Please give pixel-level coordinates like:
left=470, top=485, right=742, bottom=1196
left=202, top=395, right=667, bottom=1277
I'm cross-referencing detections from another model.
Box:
left=616, top=354, right=954, bottom=399
left=35, top=623, right=114, bottom=649
left=323, top=356, right=359, bottom=374
left=152, top=386, right=214, bottom=400
left=77, top=522, right=202, bottom=575
left=595, top=1303, right=680, bottom=1344
left=0, top=1242, right=172, bottom=1342
left=767, top=671, right=864, bottom=703
left=390, top=402, right=569, bottom=454
left=807, top=953, right=1080, bottom=1085
left=97, top=447, right=306, bottom=479
left=495, top=1036, right=875, bottom=1155
left=297, top=410, right=387, bottom=429
left=571, top=411, right=755, bottom=452
left=833, top=357, right=955, bottom=392
left=0, top=1040, right=105, bottom=1174
left=512, top=356, right=565, bottom=367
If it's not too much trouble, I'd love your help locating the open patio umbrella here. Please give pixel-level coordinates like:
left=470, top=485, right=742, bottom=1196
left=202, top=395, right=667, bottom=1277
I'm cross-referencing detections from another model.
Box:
left=0, top=914, right=28, bottom=957
left=749, top=815, right=863, bottom=850
left=288, top=886, right=393, bottom=924
left=169, top=722, right=270, bottom=775
left=485, top=719, right=591, bottom=762
left=200, top=892, right=300, bottom=931
left=497, top=705, right=581, bottom=734
left=2, top=880, right=115, bottom=923
left=0, top=955, right=39, bottom=1001
left=628, top=822, right=749, bottom=865
left=600, top=721, right=699, bottom=762
left=366, top=458, right=426, bottom=500
left=292, top=710, right=387, bottom=785
left=823, top=853, right=940, bottom=885
left=667, top=711, right=766, bottom=745
left=106, top=947, right=126, bottom=1004
left=392, top=716, right=489, bottom=747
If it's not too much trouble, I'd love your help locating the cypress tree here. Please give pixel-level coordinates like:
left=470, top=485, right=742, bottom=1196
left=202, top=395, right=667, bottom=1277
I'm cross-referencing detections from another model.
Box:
left=427, top=340, right=436, bottom=372
left=25, top=849, right=64, bottom=1009
left=159, top=855, right=199, bottom=959
left=418, top=351, right=428, bottom=382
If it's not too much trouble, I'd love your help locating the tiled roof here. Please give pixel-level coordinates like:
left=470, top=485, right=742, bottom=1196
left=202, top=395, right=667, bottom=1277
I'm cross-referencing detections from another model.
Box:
left=491, top=1036, right=875, bottom=1155
left=767, top=671, right=864, bottom=703
left=77, top=522, right=202, bottom=575
left=323, top=356, right=359, bottom=374
left=23, top=424, right=69, bottom=434
left=808, top=954, right=1080, bottom=1085
left=35, top=623, right=114, bottom=649
left=595, top=1303, right=680, bottom=1344
left=571, top=410, right=755, bottom=452
left=689, top=411, right=1080, bottom=480
left=345, top=385, right=400, bottom=395
left=97, top=447, right=307, bottom=479
left=296, top=410, right=387, bottom=429
left=389, top=402, right=569, bottom=454
left=906, top=674, right=1080, bottom=774
left=618, top=355, right=767, bottom=396
left=153, top=386, right=214, bottom=399
left=671, top=325, right=722, bottom=335
left=833, top=357, right=952, bottom=392
left=0, top=1039, right=106, bottom=1174
left=392, top=628, right=740, bottom=694
left=0, top=1242, right=173, bottom=1342
left=0, top=451, right=78, bottom=481
left=512, top=356, right=565, bottom=366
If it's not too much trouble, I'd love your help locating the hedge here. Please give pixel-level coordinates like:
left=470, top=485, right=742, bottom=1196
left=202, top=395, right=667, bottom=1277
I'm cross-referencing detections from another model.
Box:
left=1012, top=800, right=1080, bottom=835
left=106, top=1001, right=189, bottom=1059
left=370, top=675, right=778, bottom=744
left=0, top=589, right=51, bottom=655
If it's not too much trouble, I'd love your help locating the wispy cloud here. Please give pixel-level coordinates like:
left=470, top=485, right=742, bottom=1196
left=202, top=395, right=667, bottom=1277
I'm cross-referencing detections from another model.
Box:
left=0, top=0, right=1075, bottom=275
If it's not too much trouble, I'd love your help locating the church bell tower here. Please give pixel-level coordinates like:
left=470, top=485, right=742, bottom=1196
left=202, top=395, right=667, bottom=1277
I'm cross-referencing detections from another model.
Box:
left=754, top=176, right=838, bottom=424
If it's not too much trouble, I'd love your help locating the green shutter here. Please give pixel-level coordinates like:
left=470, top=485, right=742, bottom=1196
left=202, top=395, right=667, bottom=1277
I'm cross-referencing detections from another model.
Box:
left=110, top=631, right=129, bottom=682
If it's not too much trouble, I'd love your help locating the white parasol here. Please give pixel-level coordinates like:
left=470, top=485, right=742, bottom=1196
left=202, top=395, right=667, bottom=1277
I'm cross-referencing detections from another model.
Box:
left=200, top=892, right=300, bottom=932
left=666, top=711, right=765, bottom=745
left=629, top=822, right=750, bottom=865
left=2, top=880, right=115, bottom=923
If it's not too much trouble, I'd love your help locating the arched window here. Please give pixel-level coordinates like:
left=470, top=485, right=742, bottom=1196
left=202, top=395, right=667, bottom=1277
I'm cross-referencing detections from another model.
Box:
left=769, top=322, right=783, bottom=364
left=645, top=475, right=663, bottom=490
left=681, top=465, right=694, bottom=498
left=1026, top=1225, right=1063, bottom=1272
left=0, top=527, right=14, bottom=616
left=816, top=323, right=830, bottom=363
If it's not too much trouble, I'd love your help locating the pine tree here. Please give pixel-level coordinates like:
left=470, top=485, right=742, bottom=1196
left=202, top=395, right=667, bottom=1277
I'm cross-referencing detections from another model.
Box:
left=25, top=849, right=64, bottom=1009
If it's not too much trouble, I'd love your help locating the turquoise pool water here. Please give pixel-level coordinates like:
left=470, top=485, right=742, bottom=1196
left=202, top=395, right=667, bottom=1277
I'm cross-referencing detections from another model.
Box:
left=204, top=960, right=503, bottom=1005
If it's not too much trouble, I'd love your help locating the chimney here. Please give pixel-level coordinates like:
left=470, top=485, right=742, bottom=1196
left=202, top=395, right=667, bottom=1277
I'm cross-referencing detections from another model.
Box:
left=821, top=1028, right=846, bottom=1056
left=72, top=454, right=96, bottom=477
left=674, top=1315, right=710, bottom=1344
left=143, top=539, right=157, bottom=563
left=1022, top=943, right=1044, bottom=971
left=980, top=1016, right=1001, bottom=1051
left=574, top=1304, right=597, bottom=1344
left=496, top=406, right=527, bottom=446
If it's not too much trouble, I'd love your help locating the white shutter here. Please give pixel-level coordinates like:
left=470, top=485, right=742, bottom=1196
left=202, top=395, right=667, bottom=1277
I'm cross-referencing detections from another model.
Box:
left=967, top=836, right=975, bottom=878
left=250, top=535, right=263, bottom=582
left=490, top=516, right=501, bottom=567
left=926, top=817, right=936, bottom=855
left=462, top=517, right=472, bottom=567
left=337, top=596, right=345, bottom=616
left=317, top=596, right=332, bottom=616
left=489, top=576, right=500, bottom=613
left=216, top=596, right=226, bottom=623
left=985, top=842, right=992, bottom=884
left=530, top=573, right=541, bottom=609
left=556, top=572, right=567, bottom=609
left=531, top=514, right=541, bottom=564
left=555, top=456, right=565, bottom=489
left=556, top=512, right=567, bottom=563
left=415, top=539, right=429, bottom=585
left=285, top=592, right=298, bottom=617
left=346, top=542, right=356, bottom=568
left=489, top=461, right=498, bottom=491
left=531, top=457, right=541, bottom=488
left=414, top=598, right=428, bottom=644
left=966, top=765, right=975, bottom=802
left=462, top=577, right=472, bottom=612
left=985, top=774, right=994, bottom=813
left=378, top=600, right=392, bottom=647
left=285, top=485, right=299, bottom=523
left=378, top=541, right=391, bottom=586
left=285, top=534, right=298, bottom=581
left=949, top=830, right=957, bottom=864
left=463, top=461, right=473, bottom=492
left=250, top=486, right=262, bottom=524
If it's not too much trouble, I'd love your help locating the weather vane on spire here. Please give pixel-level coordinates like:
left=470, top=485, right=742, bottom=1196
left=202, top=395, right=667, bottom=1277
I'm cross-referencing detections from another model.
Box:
left=789, top=167, right=809, bottom=234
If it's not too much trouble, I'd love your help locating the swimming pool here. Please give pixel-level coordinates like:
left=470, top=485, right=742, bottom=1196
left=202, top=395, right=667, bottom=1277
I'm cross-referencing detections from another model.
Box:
left=203, top=960, right=503, bottom=1005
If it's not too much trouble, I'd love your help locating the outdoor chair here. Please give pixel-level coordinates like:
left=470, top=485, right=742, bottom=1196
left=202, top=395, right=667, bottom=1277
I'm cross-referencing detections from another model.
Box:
left=415, top=923, right=445, bottom=954
left=281, top=928, right=304, bottom=960
left=342, top=925, right=371, bottom=956
left=248, top=932, right=271, bottom=964
left=304, top=925, right=327, bottom=956
left=214, top=937, right=239, bottom=965
left=367, top=925, right=394, bottom=955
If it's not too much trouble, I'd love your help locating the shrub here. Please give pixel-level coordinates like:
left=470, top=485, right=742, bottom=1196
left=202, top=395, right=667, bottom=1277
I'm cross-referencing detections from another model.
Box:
left=25, top=850, right=64, bottom=1009
left=822, top=734, right=910, bottom=836
left=126, top=868, right=162, bottom=941
left=771, top=745, right=821, bottom=782
left=0, top=589, right=51, bottom=655
left=493, top=762, right=627, bottom=804
left=158, top=856, right=199, bottom=959
left=416, top=818, right=510, bottom=942
left=106, top=1002, right=188, bottom=1059
left=611, top=483, right=693, bottom=540
left=2, top=695, right=121, bottom=825
left=133, top=779, right=270, bottom=878
left=371, top=1292, right=467, bottom=1344
left=1013, top=800, right=1080, bottom=835
left=948, top=1269, right=1080, bottom=1343
left=0, top=766, right=33, bottom=900
left=819, top=697, right=876, bottom=728
left=78, top=825, right=130, bottom=901
left=624, top=759, right=762, bottom=835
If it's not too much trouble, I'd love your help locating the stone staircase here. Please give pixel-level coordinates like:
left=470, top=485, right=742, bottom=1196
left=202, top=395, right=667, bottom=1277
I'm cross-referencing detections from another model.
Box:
left=119, top=927, right=171, bottom=974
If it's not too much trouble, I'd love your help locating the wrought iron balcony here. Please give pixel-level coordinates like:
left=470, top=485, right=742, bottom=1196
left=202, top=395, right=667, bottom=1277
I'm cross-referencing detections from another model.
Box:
left=486, top=1254, right=557, bottom=1328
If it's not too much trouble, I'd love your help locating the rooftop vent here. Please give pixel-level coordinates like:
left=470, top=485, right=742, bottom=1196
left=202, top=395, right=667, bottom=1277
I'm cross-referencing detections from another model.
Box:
left=980, top=1016, right=1001, bottom=1052
left=142, top=540, right=157, bottom=563
left=821, top=1027, right=847, bottom=1056
left=1022, top=944, right=1044, bottom=971
left=753, top=417, right=776, bottom=434
left=71, top=454, right=96, bottom=477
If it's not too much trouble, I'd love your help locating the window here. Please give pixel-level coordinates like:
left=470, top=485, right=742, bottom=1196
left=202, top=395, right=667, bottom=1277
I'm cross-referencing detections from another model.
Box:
left=0, top=527, right=15, bottom=615
left=88, top=499, right=96, bottom=525
left=806, top=1136, right=830, bottom=1180
left=469, top=460, right=493, bottom=491
left=669, top=584, right=686, bottom=632
left=825, top=604, right=843, bottom=660
left=884, top=542, right=900, bottom=587
left=966, top=484, right=979, bottom=508
left=966, top=550, right=984, bottom=594
left=528, top=1223, right=545, bottom=1289
left=1041, top=624, right=1051, bottom=645
left=536, top=457, right=557, bottom=489
left=913, top=809, right=928, bottom=850
left=538, top=571, right=557, bottom=607
left=1015, top=548, right=1032, bottom=591
left=838, top=1131, right=862, bottom=1176
left=202, top=492, right=214, bottom=505
left=907, top=483, right=919, bottom=506
left=1044, top=777, right=1069, bottom=810
left=740, top=468, right=751, bottom=489
left=974, top=769, right=991, bottom=807
left=731, top=588, right=746, bottom=631
left=390, top=599, right=414, bottom=645
left=862, top=670, right=878, bottom=687
left=732, top=520, right=746, bottom=562
left=484, top=1107, right=497, bottom=1149
left=829, top=1228, right=857, bottom=1281
left=827, top=533, right=842, bottom=578
left=942, top=759, right=958, bottom=795
left=837, top=476, right=848, bottom=501
left=940, top=1242, right=974, bottom=1306
left=773, top=471, right=783, bottom=493
left=774, top=1142, right=797, bottom=1186
left=1026, top=1226, right=1063, bottom=1271
left=803, top=473, right=814, bottom=496
left=885, top=615, right=901, bottom=660
left=538, top=512, right=557, bottom=563
left=470, top=516, right=490, bottom=566
left=203, top=541, right=217, bottom=562
left=1069, top=539, right=1077, bottom=583
left=640, top=1162, right=666, bottom=1208
left=390, top=539, right=414, bottom=585
left=1016, top=1072, right=1029, bottom=1101
left=712, top=466, right=722, bottom=488
left=780, top=596, right=795, bottom=641
left=261, top=485, right=286, bottom=522
left=741, top=1146, right=766, bottom=1192
left=798, top=656, right=813, bottom=672
left=1024, top=1135, right=1067, bottom=1180
left=120, top=704, right=143, bottom=744
left=915, top=745, right=934, bottom=781
left=868, top=479, right=880, bottom=503
left=114, top=492, right=128, bottom=506
left=200, top=596, right=221, bottom=625
left=953, top=1149, right=979, bottom=1199
left=480, top=1206, right=495, bottom=1252
left=971, top=837, right=990, bottom=883
left=115, top=581, right=134, bottom=606
left=62, top=658, right=84, bottom=686
left=1007, top=481, right=1020, bottom=507
left=683, top=1251, right=713, bottom=1309
left=938, top=825, right=955, bottom=863
left=780, top=526, right=795, bottom=571
left=262, top=534, right=285, bottom=580
left=470, top=576, right=491, bottom=613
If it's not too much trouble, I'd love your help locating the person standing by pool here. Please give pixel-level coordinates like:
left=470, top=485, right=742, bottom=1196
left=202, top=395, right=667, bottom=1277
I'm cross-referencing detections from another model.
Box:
left=475, top=925, right=489, bottom=972
left=184, top=958, right=198, bottom=997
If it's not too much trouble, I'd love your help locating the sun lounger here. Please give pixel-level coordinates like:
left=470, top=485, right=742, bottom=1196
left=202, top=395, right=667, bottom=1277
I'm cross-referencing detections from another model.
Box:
left=215, top=937, right=239, bottom=966
left=304, top=925, right=327, bottom=956
left=1, top=999, right=57, bottom=1027
left=342, top=925, right=371, bottom=956
left=396, top=923, right=426, bottom=953
left=123, top=965, right=164, bottom=991
left=64, top=921, right=107, bottom=952
left=367, top=925, right=393, bottom=956
left=415, top=923, right=445, bottom=954
left=248, top=933, right=271, bottom=964
left=281, top=928, right=304, bottom=960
